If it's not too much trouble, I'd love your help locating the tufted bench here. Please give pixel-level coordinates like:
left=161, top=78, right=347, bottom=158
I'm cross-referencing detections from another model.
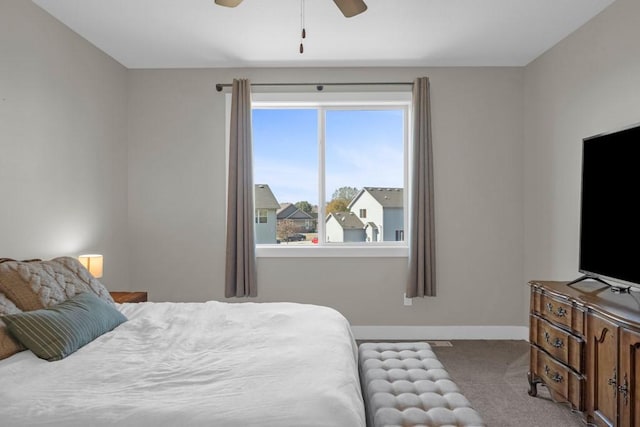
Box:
left=358, top=342, right=485, bottom=427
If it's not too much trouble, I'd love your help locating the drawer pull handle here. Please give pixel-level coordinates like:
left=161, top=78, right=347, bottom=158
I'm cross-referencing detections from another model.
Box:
left=546, top=302, right=567, bottom=318
left=619, top=373, right=629, bottom=406
left=543, top=331, right=564, bottom=348
left=544, top=365, right=564, bottom=383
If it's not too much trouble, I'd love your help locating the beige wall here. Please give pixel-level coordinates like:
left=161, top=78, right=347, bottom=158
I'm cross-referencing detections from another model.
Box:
left=0, top=0, right=129, bottom=289
left=127, top=67, right=525, bottom=327
left=13, top=0, right=636, bottom=331
left=523, top=0, right=640, bottom=290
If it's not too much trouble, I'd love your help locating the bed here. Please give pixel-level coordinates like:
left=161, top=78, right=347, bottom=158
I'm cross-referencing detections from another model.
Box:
left=0, top=258, right=365, bottom=427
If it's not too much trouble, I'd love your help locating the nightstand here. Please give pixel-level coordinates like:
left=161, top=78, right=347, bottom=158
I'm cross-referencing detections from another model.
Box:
left=110, top=291, right=148, bottom=303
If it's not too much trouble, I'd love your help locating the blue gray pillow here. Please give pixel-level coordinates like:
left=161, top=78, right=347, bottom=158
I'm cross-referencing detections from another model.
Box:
left=1, top=292, right=127, bottom=361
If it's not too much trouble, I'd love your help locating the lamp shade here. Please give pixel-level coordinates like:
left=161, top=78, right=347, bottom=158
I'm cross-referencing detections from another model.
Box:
left=78, top=254, right=103, bottom=278
left=215, top=0, right=244, bottom=7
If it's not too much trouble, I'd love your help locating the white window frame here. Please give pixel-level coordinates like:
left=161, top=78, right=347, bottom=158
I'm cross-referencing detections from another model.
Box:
left=255, top=208, right=268, bottom=224
left=244, top=91, right=411, bottom=258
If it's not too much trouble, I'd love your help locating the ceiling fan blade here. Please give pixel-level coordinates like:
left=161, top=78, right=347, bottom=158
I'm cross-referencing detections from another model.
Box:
left=214, top=0, right=244, bottom=7
left=333, top=0, right=367, bottom=17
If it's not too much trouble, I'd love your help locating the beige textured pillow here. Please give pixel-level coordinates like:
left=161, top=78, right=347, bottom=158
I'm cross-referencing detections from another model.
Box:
left=0, top=291, right=21, bottom=315
left=0, top=324, right=23, bottom=360
left=0, top=292, right=25, bottom=360
left=0, top=257, right=114, bottom=312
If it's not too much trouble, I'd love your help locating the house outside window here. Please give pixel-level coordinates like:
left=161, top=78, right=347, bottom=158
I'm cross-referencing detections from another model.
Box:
left=276, top=203, right=315, bottom=233
left=246, top=91, right=410, bottom=257
left=254, top=184, right=280, bottom=244
left=349, top=187, right=403, bottom=242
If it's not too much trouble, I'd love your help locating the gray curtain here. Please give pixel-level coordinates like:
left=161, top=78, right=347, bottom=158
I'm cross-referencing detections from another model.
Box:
left=406, top=77, right=436, bottom=297
left=225, top=79, right=257, bottom=297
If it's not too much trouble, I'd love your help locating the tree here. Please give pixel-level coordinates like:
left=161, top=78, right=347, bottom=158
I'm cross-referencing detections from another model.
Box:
left=326, top=198, right=349, bottom=215
left=277, top=219, right=297, bottom=242
left=325, top=186, right=358, bottom=216
left=295, top=201, right=314, bottom=214
left=331, top=186, right=359, bottom=202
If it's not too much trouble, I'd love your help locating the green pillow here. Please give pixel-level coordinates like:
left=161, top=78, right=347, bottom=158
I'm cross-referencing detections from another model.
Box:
left=1, top=292, right=127, bottom=361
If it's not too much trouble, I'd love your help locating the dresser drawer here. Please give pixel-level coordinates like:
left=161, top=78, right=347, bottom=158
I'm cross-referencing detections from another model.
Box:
left=530, top=346, right=584, bottom=411
left=530, top=314, right=583, bottom=372
left=532, top=291, right=584, bottom=336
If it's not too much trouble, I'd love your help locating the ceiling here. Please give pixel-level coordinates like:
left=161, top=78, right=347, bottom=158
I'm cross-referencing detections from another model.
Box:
left=32, top=0, right=616, bottom=69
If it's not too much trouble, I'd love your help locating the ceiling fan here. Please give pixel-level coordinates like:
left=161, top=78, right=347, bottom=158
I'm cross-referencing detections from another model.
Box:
left=214, top=0, right=368, bottom=18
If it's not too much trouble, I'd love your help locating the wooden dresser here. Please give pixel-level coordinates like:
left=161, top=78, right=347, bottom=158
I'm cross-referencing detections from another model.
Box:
left=529, top=280, right=640, bottom=426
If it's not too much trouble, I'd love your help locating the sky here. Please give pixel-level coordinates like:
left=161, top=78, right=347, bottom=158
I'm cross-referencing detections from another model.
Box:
left=252, top=108, right=404, bottom=205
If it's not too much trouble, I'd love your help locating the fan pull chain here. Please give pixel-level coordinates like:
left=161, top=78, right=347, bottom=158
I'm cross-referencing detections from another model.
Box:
left=300, top=0, right=306, bottom=54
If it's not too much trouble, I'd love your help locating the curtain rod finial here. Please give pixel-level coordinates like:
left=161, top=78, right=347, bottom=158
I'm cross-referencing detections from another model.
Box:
left=216, top=84, right=223, bottom=92
left=316, top=85, right=324, bottom=91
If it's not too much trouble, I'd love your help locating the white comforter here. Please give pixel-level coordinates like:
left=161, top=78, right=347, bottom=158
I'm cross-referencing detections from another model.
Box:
left=0, top=301, right=365, bottom=427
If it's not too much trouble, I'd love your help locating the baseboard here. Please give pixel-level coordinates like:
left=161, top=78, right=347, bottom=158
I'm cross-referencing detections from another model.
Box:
left=351, top=325, right=529, bottom=341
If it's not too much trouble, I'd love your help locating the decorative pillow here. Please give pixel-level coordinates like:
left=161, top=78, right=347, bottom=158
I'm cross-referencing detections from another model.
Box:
left=0, top=323, right=24, bottom=360
left=0, top=291, right=21, bottom=316
left=0, top=292, right=25, bottom=360
left=0, top=327, right=23, bottom=359
left=0, top=257, right=114, bottom=312
left=1, top=292, right=127, bottom=361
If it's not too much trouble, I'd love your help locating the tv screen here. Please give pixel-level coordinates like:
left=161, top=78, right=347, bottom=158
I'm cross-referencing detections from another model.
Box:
left=579, top=123, right=640, bottom=287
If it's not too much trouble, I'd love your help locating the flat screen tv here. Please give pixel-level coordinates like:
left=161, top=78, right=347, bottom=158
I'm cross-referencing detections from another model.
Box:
left=575, top=123, right=640, bottom=290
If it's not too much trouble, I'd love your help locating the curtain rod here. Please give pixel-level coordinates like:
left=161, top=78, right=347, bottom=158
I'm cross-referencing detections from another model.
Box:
left=215, top=81, right=413, bottom=92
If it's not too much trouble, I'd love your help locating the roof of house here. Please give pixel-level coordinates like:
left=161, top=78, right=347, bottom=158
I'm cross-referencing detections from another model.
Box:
left=254, top=184, right=280, bottom=209
left=326, top=212, right=365, bottom=230
left=365, top=222, right=379, bottom=230
left=349, top=187, right=404, bottom=209
left=277, top=203, right=313, bottom=220
left=277, top=203, right=295, bottom=217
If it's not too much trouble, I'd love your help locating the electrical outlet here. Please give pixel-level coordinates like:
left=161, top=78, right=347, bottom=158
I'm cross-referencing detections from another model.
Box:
left=403, top=293, right=412, bottom=306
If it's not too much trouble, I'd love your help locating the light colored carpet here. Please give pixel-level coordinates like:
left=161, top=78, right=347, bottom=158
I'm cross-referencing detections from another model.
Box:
left=432, top=340, right=586, bottom=427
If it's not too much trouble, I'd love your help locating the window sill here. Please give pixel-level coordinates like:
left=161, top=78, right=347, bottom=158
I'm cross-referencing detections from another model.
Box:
left=256, top=245, right=408, bottom=258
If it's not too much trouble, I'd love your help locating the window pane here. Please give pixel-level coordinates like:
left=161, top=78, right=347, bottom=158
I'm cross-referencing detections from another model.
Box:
left=324, top=109, right=404, bottom=243
left=253, top=109, right=318, bottom=245
left=255, top=208, right=268, bottom=224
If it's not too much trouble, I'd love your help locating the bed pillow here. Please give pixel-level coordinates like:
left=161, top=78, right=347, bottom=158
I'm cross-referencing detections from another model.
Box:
left=0, top=291, right=21, bottom=316
left=0, top=323, right=24, bottom=360
left=0, top=292, right=25, bottom=360
left=0, top=257, right=114, bottom=312
left=1, top=292, right=127, bottom=361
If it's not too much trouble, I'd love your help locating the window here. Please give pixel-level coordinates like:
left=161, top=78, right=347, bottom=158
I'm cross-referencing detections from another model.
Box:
left=395, top=230, right=404, bottom=241
left=255, top=209, right=268, bottom=224
left=248, top=91, right=410, bottom=256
